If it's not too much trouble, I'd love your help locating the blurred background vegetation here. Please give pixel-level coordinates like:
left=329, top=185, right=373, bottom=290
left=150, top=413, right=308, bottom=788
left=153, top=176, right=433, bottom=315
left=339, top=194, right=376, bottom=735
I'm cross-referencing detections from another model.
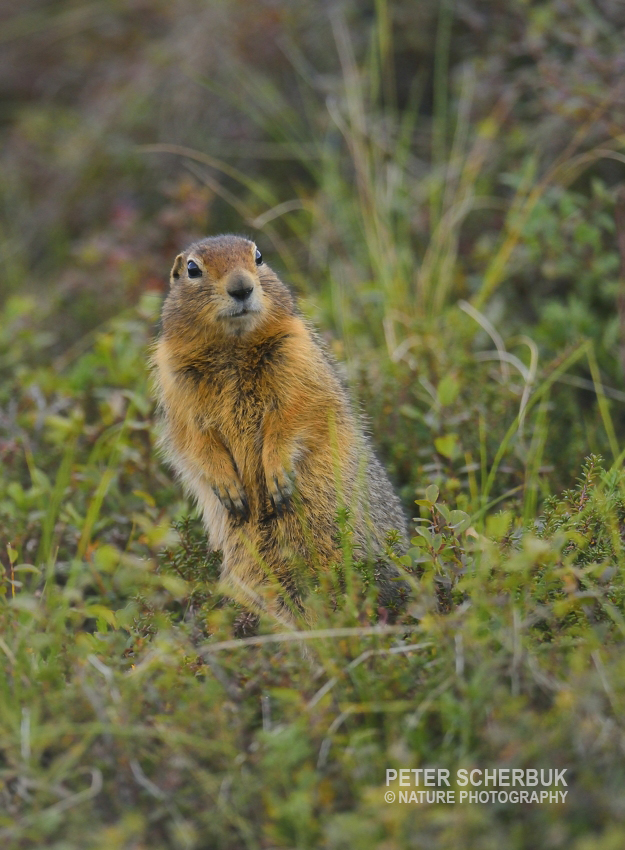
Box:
left=3, top=0, right=625, bottom=506
left=3, top=1, right=625, bottom=847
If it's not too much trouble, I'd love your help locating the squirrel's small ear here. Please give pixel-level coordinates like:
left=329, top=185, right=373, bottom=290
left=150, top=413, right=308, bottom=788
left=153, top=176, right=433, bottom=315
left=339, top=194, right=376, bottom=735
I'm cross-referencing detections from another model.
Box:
left=170, top=254, right=185, bottom=284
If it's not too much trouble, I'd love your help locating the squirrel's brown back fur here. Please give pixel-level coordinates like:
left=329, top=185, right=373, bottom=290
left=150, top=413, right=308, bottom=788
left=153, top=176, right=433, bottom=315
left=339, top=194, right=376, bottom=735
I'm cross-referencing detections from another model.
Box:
left=152, top=234, right=408, bottom=623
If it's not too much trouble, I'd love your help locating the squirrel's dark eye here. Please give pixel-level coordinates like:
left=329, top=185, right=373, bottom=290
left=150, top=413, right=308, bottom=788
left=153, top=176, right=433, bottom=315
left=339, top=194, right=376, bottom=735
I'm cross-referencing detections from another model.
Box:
left=187, top=260, right=201, bottom=278
left=255, top=248, right=263, bottom=266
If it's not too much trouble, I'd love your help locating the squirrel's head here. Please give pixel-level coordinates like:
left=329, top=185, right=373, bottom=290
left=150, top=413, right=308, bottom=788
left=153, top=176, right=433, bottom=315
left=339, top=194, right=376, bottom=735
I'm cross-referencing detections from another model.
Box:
left=163, top=234, right=293, bottom=340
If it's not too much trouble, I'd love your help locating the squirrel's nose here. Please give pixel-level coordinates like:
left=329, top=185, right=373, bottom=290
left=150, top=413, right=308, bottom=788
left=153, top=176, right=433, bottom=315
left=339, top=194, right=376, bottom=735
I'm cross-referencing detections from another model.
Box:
left=227, top=274, right=254, bottom=302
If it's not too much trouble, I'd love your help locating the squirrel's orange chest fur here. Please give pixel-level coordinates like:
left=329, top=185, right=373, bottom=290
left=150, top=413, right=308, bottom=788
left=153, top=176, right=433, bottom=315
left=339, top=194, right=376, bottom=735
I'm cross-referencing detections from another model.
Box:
left=175, top=335, right=289, bottom=429
left=160, top=329, right=298, bottom=505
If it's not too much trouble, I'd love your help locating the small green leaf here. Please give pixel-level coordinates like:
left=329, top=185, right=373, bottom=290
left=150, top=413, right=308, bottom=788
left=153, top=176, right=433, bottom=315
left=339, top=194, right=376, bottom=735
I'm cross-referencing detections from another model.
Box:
left=84, top=605, right=118, bottom=628
left=449, top=510, right=471, bottom=532
left=412, top=554, right=433, bottom=565
left=413, top=527, right=433, bottom=546
left=438, top=374, right=460, bottom=406
left=435, top=503, right=450, bottom=522
left=434, top=434, right=458, bottom=460
left=399, top=405, right=422, bottom=420
left=425, top=484, right=439, bottom=504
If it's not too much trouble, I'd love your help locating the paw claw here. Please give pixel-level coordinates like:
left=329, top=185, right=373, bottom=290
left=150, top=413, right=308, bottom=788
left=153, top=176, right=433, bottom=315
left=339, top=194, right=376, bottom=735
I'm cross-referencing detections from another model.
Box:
left=212, top=481, right=250, bottom=521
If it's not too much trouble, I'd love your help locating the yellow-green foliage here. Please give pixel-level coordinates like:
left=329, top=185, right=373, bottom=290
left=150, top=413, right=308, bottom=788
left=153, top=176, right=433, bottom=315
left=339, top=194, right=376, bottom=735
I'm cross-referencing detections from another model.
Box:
left=2, top=1, right=625, bottom=847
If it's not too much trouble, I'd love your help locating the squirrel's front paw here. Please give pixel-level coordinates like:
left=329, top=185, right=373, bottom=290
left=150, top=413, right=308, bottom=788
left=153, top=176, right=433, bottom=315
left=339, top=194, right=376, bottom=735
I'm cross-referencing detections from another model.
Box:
left=211, top=478, right=250, bottom=522
left=266, top=467, right=295, bottom=516
left=267, top=469, right=295, bottom=516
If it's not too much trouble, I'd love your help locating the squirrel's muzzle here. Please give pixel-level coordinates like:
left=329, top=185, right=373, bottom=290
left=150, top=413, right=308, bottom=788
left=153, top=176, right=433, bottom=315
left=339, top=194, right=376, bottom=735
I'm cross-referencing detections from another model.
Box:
left=227, top=272, right=255, bottom=302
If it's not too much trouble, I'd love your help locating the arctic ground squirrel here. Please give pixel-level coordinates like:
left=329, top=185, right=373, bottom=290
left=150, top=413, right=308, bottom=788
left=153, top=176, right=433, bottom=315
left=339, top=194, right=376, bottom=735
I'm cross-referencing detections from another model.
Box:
left=152, top=234, right=409, bottom=625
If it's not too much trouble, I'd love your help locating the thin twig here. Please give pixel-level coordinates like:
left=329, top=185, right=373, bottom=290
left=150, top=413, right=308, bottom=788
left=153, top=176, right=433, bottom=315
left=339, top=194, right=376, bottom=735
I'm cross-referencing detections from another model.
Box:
left=200, top=625, right=424, bottom=655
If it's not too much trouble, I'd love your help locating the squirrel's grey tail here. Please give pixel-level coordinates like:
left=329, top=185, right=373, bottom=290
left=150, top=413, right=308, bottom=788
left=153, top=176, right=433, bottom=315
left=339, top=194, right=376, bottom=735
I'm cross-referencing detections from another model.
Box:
left=354, top=446, right=411, bottom=615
